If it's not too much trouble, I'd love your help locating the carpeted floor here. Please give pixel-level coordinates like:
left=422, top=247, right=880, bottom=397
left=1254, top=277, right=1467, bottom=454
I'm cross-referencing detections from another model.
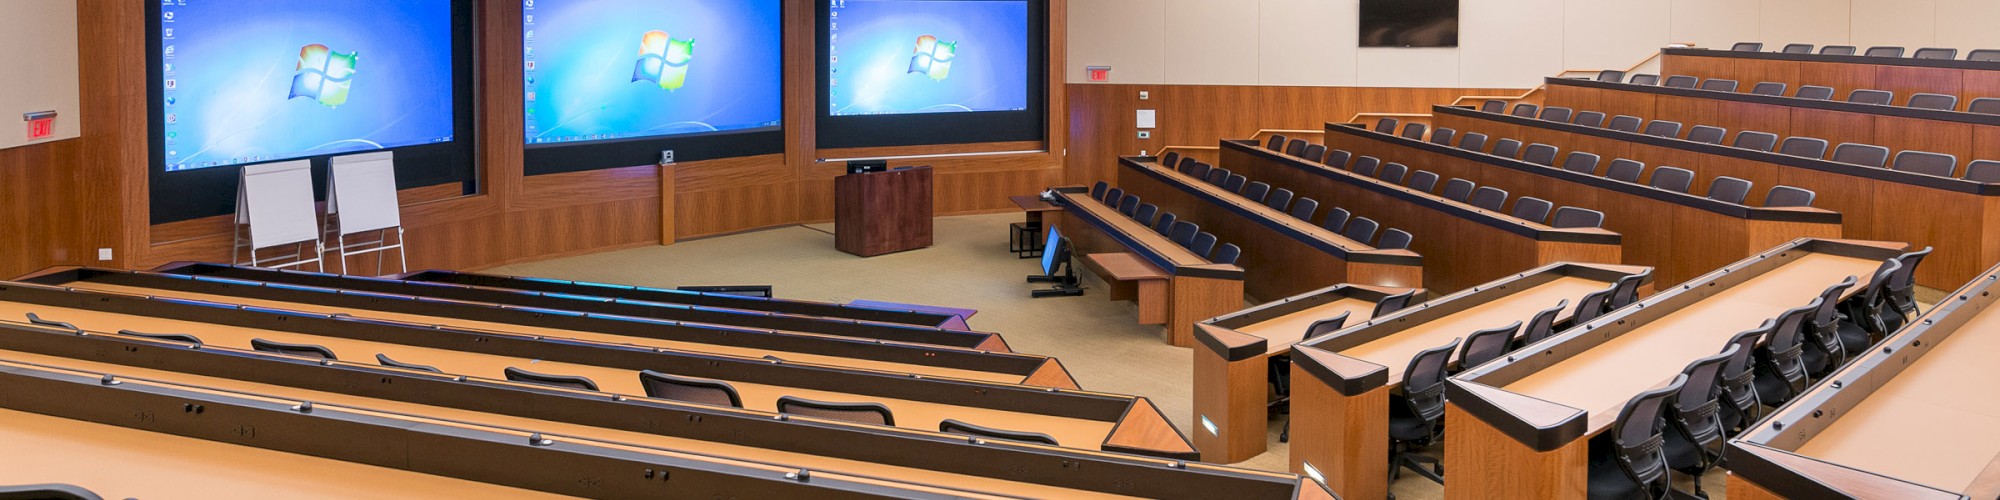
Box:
left=494, top=212, right=1934, bottom=498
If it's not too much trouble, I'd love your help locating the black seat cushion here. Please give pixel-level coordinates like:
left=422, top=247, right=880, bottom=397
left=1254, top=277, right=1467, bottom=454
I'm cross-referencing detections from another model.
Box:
left=1386, top=394, right=1435, bottom=442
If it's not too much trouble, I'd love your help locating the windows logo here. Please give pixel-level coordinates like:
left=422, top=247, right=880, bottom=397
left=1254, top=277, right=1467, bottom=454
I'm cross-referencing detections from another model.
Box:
left=632, top=30, right=694, bottom=91
left=907, top=35, right=955, bottom=81
left=288, top=44, right=357, bottom=107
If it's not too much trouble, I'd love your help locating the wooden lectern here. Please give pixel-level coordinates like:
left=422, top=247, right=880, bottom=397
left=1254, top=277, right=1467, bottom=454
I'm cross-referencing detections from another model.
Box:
left=835, top=166, right=934, bottom=257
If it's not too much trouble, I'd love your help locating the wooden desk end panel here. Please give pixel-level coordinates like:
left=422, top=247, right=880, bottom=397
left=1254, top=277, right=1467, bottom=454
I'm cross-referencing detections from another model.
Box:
left=1533, top=238, right=1622, bottom=274
left=1725, top=473, right=1788, bottom=500
left=1442, top=402, right=1589, bottom=500
left=1192, top=343, right=1270, bottom=463
left=1169, top=275, right=1245, bottom=348
left=1744, top=218, right=1845, bottom=259
left=1288, top=376, right=1388, bottom=500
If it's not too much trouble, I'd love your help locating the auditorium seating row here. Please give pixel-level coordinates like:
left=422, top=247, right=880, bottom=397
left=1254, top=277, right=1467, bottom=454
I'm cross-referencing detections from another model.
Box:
left=1157, top=150, right=1418, bottom=251
left=1591, top=69, right=2000, bottom=115
left=1088, top=181, right=1244, bottom=265
left=1722, top=42, right=2000, bottom=61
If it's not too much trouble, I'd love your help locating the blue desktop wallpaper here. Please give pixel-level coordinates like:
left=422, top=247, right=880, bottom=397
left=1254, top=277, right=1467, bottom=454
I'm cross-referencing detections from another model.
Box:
left=828, top=0, right=1030, bottom=116
left=159, top=1, right=457, bottom=172
left=524, top=0, right=784, bottom=145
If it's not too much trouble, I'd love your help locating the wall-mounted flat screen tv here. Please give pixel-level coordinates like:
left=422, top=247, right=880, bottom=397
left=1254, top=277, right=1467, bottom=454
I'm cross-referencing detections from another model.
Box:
left=1359, top=0, right=1458, bottom=48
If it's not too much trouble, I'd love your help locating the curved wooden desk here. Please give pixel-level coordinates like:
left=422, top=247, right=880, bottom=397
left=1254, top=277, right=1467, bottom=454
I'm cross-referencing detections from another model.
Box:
left=393, top=268, right=963, bottom=328
left=1661, top=47, right=2000, bottom=109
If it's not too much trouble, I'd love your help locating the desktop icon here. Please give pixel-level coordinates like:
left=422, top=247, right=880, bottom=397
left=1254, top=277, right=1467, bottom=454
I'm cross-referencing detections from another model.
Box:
left=289, top=43, right=357, bottom=107
left=631, top=30, right=694, bottom=91
left=907, top=35, right=956, bottom=81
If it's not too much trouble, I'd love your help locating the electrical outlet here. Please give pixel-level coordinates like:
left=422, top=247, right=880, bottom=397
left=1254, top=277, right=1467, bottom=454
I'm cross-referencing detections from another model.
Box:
left=1137, top=131, right=1151, bottom=139
left=659, top=150, right=676, bottom=165
left=97, top=248, right=113, bottom=261
left=1138, top=91, right=1149, bottom=100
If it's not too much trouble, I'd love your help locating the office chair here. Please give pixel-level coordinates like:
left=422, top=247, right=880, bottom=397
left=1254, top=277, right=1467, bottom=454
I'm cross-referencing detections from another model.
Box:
left=1970, top=49, right=2000, bottom=62
left=1407, top=170, right=1441, bottom=193
left=1964, top=160, right=2000, bottom=182
left=1289, top=197, right=1318, bottom=221
left=639, top=370, right=744, bottom=408
left=1663, top=75, right=1698, bottom=88
left=1732, top=131, right=1780, bottom=152
left=1605, top=159, right=1645, bottom=183
left=1375, top=228, right=1413, bottom=251
left=1468, top=186, right=1508, bottom=211
left=1778, top=136, right=1829, bottom=159
left=251, top=338, right=337, bottom=360
left=1608, top=269, right=1650, bottom=309
left=1440, top=179, right=1476, bottom=202
left=375, top=353, right=442, bottom=373
left=1522, top=143, right=1559, bottom=166
left=1266, top=135, right=1287, bottom=151
left=1103, top=187, right=1124, bottom=205
left=1491, top=139, right=1523, bottom=159
left=1892, top=151, right=1959, bottom=177
left=1342, top=217, right=1380, bottom=245
left=1401, top=123, right=1428, bottom=141
left=1570, top=287, right=1615, bottom=325
left=1749, top=81, right=1788, bottom=96
left=1301, top=144, right=1327, bottom=163
left=1152, top=212, right=1178, bottom=236
left=1117, top=194, right=1141, bottom=217
left=940, top=419, right=1060, bottom=446
left=1388, top=338, right=1461, bottom=486
left=1753, top=300, right=1822, bottom=404
left=1562, top=152, right=1602, bottom=175
left=1189, top=232, right=1219, bottom=258
left=1265, top=188, right=1295, bottom=212
left=1831, top=143, right=1890, bottom=168
left=1882, top=247, right=1932, bottom=331
left=1607, top=115, right=1643, bottom=133
left=1510, top=196, right=1554, bottom=224
left=1863, top=46, right=1906, bottom=58
left=1223, top=174, right=1247, bottom=193
left=1539, top=106, right=1574, bottom=123
left=1838, top=260, right=1901, bottom=353
left=1706, top=176, right=1754, bottom=204
left=1730, top=42, right=1764, bottom=52
left=777, top=396, right=895, bottom=426
left=1374, top=290, right=1419, bottom=318
left=1819, top=45, right=1857, bottom=56
left=1912, top=47, right=1957, bottom=60
left=1323, top=149, right=1353, bottom=168
left=1762, top=186, right=1817, bottom=208
left=1586, top=375, right=1683, bottom=500
left=1205, top=166, right=1230, bottom=185
left=1573, top=110, right=1607, bottom=128
left=1847, top=89, right=1894, bottom=105
left=1511, top=103, right=1540, bottom=118
left=1517, top=299, right=1569, bottom=349
left=1801, top=277, right=1857, bottom=379
left=1321, top=207, right=1351, bottom=233
left=1457, top=132, right=1489, bottom=152
left=1378, top=162, right=1409, bottom=185
left=1685, top=125, right=1727, bottom=145
left=1629, top=74, right=1661, bottom=86
left=1089, top=181, right=1107, bottom=201
left=1375, top=117, right=1399, bottom=133
left=1272, top=311, right=1352, bottom=442
left=1133, top=203, right=1159, bottom=227
left=1160, top=152, right=1181, bottom=170
left=1352, top=156, right=1382, bottom=177
left=505, top=366, right=600, bottom=391
left=1719, top=321, right=1770, bottom=433
left=1430, top=127, right=1457, bottom=147
left=1906, top=93, right=1958, bottom=111
left=1211, top=243, right=1242, bottom=266
left=1642, top=120, right=1683, bottom=138
left=1167, top=221, right=1199, bottom=247
left=1481, top=99, right=1507, bottom=113
left=1664, top=348, right=1734, bottom=499
left=1551, top=207, right=1606, bottom=229
left=1793, top=85, right=1835, bottom=101
left=1241, top=181, right=1272, bottom=203
left=1698, top=79, right=1740, bottom=93
left=1780, top=43, right=1814, bottom=54
left=1456, top=321, right=1523, bottom=372
left=1285, top=139, right=1308, bottom=157
left=1597, top=70, right=1627, bottom=83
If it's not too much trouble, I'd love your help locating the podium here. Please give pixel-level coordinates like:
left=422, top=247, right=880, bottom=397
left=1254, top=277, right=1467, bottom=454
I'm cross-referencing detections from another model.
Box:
left=835, top=166, right=934, bottom=257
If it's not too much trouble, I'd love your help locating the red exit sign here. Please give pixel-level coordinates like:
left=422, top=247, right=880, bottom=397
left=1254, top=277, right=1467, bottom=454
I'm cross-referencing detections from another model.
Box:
left=24, top=111, right=56, bottom=141
left=1086, top=66, right=1111, bottom=82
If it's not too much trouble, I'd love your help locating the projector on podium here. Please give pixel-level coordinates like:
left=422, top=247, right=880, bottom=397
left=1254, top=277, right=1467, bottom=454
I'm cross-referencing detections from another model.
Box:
left=834, top=165, right=934, bottom=257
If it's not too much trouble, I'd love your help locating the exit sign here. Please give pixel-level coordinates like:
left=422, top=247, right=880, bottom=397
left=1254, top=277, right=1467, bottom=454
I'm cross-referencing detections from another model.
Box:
left=24, top=111, right=55, bottom=141
left=1086, top=66, right=1111, bottom=82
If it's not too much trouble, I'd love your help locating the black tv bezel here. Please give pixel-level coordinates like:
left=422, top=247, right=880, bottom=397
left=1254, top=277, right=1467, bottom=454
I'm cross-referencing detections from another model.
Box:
left=1357, top=0, right=1460, bottom=49
left=520, top=0, right=788, bottom=176
left=813, top=0, right=1050, bottom=150
left=145, top=0, right=480, bottom=225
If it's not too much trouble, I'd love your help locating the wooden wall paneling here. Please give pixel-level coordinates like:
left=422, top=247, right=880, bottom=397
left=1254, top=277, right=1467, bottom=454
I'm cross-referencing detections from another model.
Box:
left=1718, top=102, right=1794, bottom=144
left=1730, top=58, right=1801, bottom=92
left=1963, top=70, right=2000, bottom=106
left=1862, top=181, right=1986, bottom=286
left=1653, top=95, right=1721, bottom=137
left=1798, top=61, right=1880, bottom=99
left=1873, top=65, right=1963, bottom=106
left=1974, top=126, right=2000, bottom=173
left=1067, top=84, right=1145, bottom=185
left=0, top=139, right=90, bottom=278
left=1871, top=116, right=1974, bottom=164
left=1788, top=108, right=1874, bottom=159
left=1597, top=87, right=1657, bottom=122
left=1724, top=474, right=1788, bottom=500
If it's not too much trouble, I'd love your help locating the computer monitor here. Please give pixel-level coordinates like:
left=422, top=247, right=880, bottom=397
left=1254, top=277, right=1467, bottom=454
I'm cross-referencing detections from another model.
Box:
left=1039, top=226, right=1063, bottom=276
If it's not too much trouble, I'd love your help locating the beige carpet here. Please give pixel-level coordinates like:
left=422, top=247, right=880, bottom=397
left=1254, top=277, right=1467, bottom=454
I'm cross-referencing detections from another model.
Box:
left=496, top=212, right=1937, bottom=498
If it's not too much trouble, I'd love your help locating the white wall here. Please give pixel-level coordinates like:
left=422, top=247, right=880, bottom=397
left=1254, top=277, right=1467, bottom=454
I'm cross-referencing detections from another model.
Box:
left=1068, top=0, right=2000, bottom=87
left=0, top=0, right=81, bottom=149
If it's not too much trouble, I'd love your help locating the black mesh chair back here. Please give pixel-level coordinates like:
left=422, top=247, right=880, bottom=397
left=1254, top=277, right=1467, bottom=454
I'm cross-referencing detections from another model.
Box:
left=1302, top=143, right=1327, bottom=162
left=1779, top=136, right=1829, bottom=158
left=1223, top=174, right=1247, bottom=193
left=1731, top=42, right=1764, bottom=52
left=1491, top=139, right=1523, bottom=159
left=1133, top=203, right=1159, bottom=226
left=1843, top=260, right=1902, bottom=346
left=1089, top=182, right=1107, bottom=201
left=1605, top=159, right=1645, bottom=183
left=1376, top=228, right=1413, bottom=250
left=1597, top=70, right=1627, bottom=83
left=1352, top=156, right=1382, bottom=177
left=1608, top=269, right=1649, bottom=309
left=1323, top=149, right=1353, bottom=168
left=1756, top=300, right=1821, bottom=402
left=1629, top=74, right=1661, bottom=86
left=1459, top=132, right=1489, bottom=152
left=1608, top=115, right=1643, bottom=133
left=1970, top=49, right=2000, bottom=62
left=1266, top=135, right=1286, bottom=151
left=1847, top=89, right=1894, bottom=105
left=1749, top=81, right=1788, bottom=96
left=940, top=419, right=1060, bottom=446
left=1540, top=106, right=1574, bottom=123
left=1820, top=45, right=1857, bottom=55
left=1780, top=43, right=1814, bottom=54
left=1153, top=212, right=1178, bottom=235
left=1408, top=170, right=1441, bottom=193
left=1342, top=217, right=1381, bottom=244
left=1831, top=143, right=1891, bottom=168
left=1663, top=75, right=1698, bottom=88
left=1864, top=46, right=1906, bottom=57
left=1304, top=311, right=1353, bottom=342
left=1510, top=196, right=1554, bottom=223
left=1643, top=120, right=1683, bottom=138
left=1160, top=152, right=1180, bottom=170
left=1289, top=197, right=1320, bottom=221
left=1511, top=103, right=1540, bottom=118
left=1794, top=85, right=1836, bottom=100
left=1803, top=276, right=1857, bottom=377
left=1603, top=375, right=1683, bottom=500
left=777, top=396, right=895, bottom=426
left=1212, top=243, right=1242, bottom=266
left=251, top=338, right=337, bottom=360
left=1648, top=167, right=1696, bottom=193
left=374, top=353, right=441, bottom=373
left=1241, top=181, right=1271, bottom=203
left=1763, top=186, right=1817, bottom=207
left=1285, top=139, right=1308, bottom=157
left=1906, top=93, right=1958, bottom=110
left=1562, top=152, right=1602, bottom=175
left=1720, top=320, right=1772, bottom=430
left=1469, top=186, right=1509, bottom=211
left=1103, top=187, right=1123, bottom=205
left=1379, top=162, right=1410, bottom=184
left=1441, top=179, right=1477, bottom=202
left=1892, top=151, right=1957, bottom=176
left=1266, top=188, right=1294, bottom=211
left=1375, top=290, right=1419, bottom=318
left=1458, top=321, right=1522, bottom=371
left=1375, top=117, right=1399, bottom=133
left=1706, top=176, right=1753, bottom=204
left=1733, top=131, right=1780, bottom=152
left=639, top=371, right=744, bottom=408
left=1204, top=165, right=1229, bottom=185
left=1520, top=300, right=1568, bottom=347
left=1686, top=125, right=1727, bottom=144
left=1401, top=123, right=1428, bottom=140
left=1666, top=348, right=1732, bottom=482
left=1885, top=247, right=1932, bottom=322
left=1481, top=99, right=1506, bottom=113
left=1573, top=287, right=1615, bottom=324
left=1189, top=232, right=1219, bottom=258
left=1522, top=143, right=1559, bottom=166
left=1180, top=156, right=1201, bottom=172
left=1574, top=111, right=1607, bottom=128
left=1399, top=338, right=1462, bottom=434
left=1117, top=194, right=1141, bottom=216
left=1430, top=127, right=1456, bottom=146
left=1966, top=160, right=2000, bottom=182
left=1698, top=79, right=1739, bottom=92
left=1321, top=207, right=1352, bottom=233
left=1552, top=207, right=1607, bottom=229
left=1168, top=221, right=1198, bottom=246
left=505, top=367, right=600, bottom=391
